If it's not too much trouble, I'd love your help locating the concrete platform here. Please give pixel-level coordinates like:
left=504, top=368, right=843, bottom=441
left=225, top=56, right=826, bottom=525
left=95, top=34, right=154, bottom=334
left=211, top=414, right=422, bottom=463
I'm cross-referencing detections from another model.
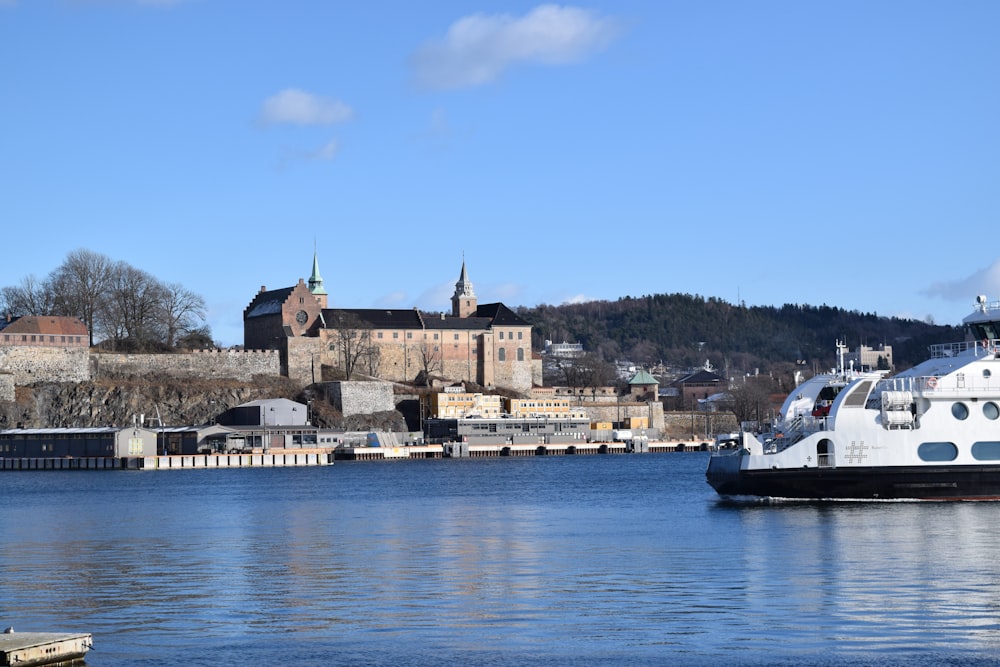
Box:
left=0, top=631, right=91, bottom=666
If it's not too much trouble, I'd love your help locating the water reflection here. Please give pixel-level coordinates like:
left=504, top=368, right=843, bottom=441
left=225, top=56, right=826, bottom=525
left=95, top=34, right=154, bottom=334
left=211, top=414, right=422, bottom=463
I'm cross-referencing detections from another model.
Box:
left=2, top=458, right=1000, bottom=665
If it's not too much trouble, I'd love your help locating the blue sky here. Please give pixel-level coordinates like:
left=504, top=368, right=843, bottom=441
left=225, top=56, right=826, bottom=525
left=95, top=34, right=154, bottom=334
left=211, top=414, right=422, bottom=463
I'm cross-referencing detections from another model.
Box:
left=3, top=1, right=999, bottom=347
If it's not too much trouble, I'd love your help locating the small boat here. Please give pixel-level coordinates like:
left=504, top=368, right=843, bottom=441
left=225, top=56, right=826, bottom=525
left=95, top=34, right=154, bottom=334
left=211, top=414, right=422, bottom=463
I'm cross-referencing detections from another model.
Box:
left=706, top=295, right=1000, bottom=500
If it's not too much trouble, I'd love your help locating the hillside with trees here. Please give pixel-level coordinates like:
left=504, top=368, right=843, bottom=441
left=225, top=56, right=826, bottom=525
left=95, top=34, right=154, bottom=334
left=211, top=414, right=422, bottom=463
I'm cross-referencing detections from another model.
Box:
left=519, top=294, right=961, bottom=377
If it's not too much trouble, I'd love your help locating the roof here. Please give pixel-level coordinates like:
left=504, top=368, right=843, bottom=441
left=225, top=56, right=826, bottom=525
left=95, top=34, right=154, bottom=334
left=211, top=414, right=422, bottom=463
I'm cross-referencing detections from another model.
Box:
left=322, top=308, right=425, bottom=329
left=628, top=369, right=658, bottom=386
left=475, top=303, right=531, bottom=327
left=423, top=314, right=493, bottom=330
left=0, top=316, right=88, bottom=336
left=244, top=286, right=295, bottom=319
left=321, top=306, right=528, bottom=331
left=235, top=398, right=306, bottom=409
left=675, top=370, right=725, bottom=385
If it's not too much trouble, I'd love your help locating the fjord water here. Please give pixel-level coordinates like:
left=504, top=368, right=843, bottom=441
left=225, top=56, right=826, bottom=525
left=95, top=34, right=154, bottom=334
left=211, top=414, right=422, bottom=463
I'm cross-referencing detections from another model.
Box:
left=3, top=454, right=1000, bottom=666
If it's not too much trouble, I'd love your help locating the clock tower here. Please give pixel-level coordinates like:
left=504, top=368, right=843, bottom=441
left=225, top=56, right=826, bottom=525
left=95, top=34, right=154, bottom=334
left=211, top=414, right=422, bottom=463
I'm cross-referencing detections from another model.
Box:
left=451, top=259, right=477, bottom=318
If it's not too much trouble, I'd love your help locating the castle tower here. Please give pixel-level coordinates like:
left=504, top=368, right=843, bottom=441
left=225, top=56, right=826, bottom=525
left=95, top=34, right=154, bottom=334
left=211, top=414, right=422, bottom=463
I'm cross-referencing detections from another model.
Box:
left=451, top=258, right=477, bottom=318
left=308, top=249, right=328, bottom=308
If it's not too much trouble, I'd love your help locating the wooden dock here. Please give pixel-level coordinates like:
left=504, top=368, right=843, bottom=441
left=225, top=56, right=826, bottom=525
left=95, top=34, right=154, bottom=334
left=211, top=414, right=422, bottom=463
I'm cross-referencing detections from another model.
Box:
left=0, top=631, right=91, bottom=666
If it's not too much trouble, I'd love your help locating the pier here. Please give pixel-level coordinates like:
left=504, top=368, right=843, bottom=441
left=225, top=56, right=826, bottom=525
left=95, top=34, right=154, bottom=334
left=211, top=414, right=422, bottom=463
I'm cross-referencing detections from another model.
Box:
left=334, top=439, right=710, bottom=460
left=0, top=440, right=710, bottom=469
left=0, top=631, right=91, bottom=666
left=0, top=451, right=333, bottom=471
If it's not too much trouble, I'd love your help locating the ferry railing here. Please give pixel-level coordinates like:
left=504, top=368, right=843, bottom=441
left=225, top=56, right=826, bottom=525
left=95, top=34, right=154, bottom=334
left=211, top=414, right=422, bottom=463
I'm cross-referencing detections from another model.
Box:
left=929, top=339, right=996, bottom=359
left=873, top=374, right=1000, bottom=399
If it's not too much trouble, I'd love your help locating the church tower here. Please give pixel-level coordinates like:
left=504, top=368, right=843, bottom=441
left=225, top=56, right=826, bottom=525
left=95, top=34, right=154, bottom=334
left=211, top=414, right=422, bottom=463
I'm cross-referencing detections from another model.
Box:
left=308, top=249, right=328, bottom=308
left=451, top=258, right=477, bottom=318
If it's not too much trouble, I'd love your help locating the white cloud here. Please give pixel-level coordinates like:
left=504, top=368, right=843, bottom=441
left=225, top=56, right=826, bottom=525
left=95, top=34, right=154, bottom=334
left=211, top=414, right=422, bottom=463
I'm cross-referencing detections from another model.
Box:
left=412, top=4, right=621, bottom=90
left=307, top=138, right=341, bottom=161
left=260, top=88, right=354, bottom=126
left=374, top=291, right=410, bottom=308
left=921, top=260, right=1000, bottom=304
left=562, top=294, right=591, bottom=305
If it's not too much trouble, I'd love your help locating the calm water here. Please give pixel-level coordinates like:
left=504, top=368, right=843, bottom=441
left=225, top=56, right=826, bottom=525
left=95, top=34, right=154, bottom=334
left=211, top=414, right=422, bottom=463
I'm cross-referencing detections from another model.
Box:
left=3, top=453, right=1000, bottom=666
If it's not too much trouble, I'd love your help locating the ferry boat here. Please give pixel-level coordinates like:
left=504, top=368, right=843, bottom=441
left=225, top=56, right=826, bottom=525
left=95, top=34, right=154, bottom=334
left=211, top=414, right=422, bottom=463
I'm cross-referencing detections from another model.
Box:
left=706, top=295, right=1000, bottom=500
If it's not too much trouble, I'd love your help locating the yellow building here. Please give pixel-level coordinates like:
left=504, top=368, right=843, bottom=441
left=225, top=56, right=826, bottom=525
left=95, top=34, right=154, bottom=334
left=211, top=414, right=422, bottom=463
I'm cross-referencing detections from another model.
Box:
left=428, top=391, right=504, bottom=419
left=504, top=397, right=589, bottom=419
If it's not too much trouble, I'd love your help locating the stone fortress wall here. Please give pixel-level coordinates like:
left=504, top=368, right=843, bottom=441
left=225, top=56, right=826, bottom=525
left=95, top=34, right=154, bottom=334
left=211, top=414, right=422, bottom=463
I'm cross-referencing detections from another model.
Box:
left=0, top=347, right=281, bottom=402
left=0, top=347, right=91, bottom=393
left=91, top=349, right=280, bottom=381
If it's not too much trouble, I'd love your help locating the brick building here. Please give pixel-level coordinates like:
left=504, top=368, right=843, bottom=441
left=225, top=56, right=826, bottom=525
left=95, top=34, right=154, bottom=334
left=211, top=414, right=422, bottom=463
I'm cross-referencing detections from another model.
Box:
left=0, top=316, right=88, bottom=348
left=243, top=255, right=538, bottom=392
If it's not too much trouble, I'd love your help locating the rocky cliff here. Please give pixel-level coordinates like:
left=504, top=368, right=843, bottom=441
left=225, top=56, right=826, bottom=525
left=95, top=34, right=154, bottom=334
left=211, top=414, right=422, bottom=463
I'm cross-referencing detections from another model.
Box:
left=0, top=377, right=407, bottom=432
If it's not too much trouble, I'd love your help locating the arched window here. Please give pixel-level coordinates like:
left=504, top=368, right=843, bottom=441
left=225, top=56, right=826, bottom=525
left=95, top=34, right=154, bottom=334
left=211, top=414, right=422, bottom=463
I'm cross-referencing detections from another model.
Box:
left=498, top=348, right=506, bottom=361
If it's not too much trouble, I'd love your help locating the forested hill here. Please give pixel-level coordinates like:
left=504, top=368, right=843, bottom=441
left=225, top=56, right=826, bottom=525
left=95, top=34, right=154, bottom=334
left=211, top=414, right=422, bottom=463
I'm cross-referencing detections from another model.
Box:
left=517, top=294, right=962, bottom=374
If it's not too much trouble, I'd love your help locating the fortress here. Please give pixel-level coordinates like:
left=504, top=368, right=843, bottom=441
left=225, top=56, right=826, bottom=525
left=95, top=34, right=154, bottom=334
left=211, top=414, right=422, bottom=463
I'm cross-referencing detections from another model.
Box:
left=243, top=255, right=539, bottom=392
left=0, top=256, right=538, bottom=402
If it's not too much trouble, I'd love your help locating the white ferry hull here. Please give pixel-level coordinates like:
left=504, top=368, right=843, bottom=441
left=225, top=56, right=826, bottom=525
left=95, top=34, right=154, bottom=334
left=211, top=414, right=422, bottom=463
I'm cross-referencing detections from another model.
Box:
left=707, top=453, right=1000, bottom=500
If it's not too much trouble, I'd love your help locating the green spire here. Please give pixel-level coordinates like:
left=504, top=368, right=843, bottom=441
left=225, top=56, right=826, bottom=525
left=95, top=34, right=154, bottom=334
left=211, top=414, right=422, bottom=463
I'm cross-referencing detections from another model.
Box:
left=308, top=248, right=327, bottom=296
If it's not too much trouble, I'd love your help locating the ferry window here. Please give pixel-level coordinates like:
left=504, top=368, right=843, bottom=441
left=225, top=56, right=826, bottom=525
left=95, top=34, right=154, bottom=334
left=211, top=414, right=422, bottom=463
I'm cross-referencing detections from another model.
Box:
left=918, top=442, right=958, bottom=462
left=985, top=402, right=1000, bottom=420
left=951, top=403, right=969, bottom=420
left=985, top=369, right=993, bottom=379
left=972, top=441, right=1000, bottom=460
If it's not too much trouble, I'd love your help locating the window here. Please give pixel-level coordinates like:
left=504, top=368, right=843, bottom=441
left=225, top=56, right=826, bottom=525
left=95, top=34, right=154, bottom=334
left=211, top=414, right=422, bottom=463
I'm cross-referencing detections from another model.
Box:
left=377, top=332, right=383, bottom=339
left=518, top=331, right=523, bottom=340
left=434, top=333, right=439, bottom=340
left=500, top=332, right=504, bottom=340
left=498, top=348, right=506, bottom=361
left=454, top=334, right=459, bottom=340
left=952, top=403, right=970, bottom=420
left=407, top=333, right=412, bottom=339
left=517, top=348, right=524, bottom=361
left=972, top=441, right=1000, bottom=460
left=985, top=402, right=1000, bottom=420
left=393, top=332, right=399, bottom=339
left=917, top=442, right=958, bottom=462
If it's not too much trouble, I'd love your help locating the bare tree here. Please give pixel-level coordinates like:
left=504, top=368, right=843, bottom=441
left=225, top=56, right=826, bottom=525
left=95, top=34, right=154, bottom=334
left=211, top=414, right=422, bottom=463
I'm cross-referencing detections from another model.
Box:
left=50, top=249, right=114, bottom=346
left=99, top=262, right=167, bottom=350
left=159, top=282, right=207, bottom=348
left=558, top=351, right=616, bottom=389
left=1, top=274, right=56, bottom=317
left=416, top=339, right=442, bottom=386
left=728, top=377, right=773, bottom=428
left=328, top=312, right=375, bottom=380
left=364, top=342, right=382, bottom=377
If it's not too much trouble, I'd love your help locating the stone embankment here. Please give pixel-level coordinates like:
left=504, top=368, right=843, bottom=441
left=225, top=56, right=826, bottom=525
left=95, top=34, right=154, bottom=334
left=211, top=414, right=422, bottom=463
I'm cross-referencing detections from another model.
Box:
left=0, top=377, right=301, bottom=430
